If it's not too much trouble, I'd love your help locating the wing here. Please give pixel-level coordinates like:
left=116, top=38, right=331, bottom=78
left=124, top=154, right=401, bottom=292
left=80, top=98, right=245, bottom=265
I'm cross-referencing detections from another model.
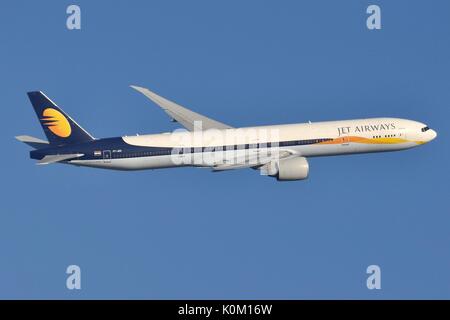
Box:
left=37, top=153, right=84, bottom=165
left=130, top=85, right=232, bottom=131
left=212, top=150, right=294, bottom=171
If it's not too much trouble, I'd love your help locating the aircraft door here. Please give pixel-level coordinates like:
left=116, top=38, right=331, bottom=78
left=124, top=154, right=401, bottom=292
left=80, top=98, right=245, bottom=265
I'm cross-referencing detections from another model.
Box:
left=341, top=136, right=350, bottom=146
left=103, top=150, right=111, bottom=163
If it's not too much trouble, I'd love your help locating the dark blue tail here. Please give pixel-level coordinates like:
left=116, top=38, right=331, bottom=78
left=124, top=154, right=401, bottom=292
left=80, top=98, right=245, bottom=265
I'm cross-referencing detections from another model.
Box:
left=27, top=91, right=94, bottom=146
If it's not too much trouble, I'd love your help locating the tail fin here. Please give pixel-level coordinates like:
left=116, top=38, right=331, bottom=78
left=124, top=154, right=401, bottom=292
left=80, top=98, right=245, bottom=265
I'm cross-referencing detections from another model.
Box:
left=27, top=91, right=94, bottom=146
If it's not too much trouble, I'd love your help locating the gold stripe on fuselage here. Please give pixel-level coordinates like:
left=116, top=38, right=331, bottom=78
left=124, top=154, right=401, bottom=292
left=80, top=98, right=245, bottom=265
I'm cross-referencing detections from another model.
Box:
left=317, top=136, right=412, bottom=145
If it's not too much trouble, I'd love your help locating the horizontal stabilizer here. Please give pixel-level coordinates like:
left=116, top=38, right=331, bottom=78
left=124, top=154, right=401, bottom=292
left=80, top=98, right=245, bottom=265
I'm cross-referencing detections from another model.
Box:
left=130, top=85, right=232, bottom=131
left=37, top=153, right=84, bottom=165
left=15, top=135, right=49, bottom=149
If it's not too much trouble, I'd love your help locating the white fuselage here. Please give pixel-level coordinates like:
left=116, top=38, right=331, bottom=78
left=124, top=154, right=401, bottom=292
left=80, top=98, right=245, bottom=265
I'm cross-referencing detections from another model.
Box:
left=69, top=117, right=437, bottom=171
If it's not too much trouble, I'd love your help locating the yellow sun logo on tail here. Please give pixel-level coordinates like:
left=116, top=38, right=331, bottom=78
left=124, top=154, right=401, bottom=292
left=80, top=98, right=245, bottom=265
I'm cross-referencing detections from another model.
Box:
left=41, top=108, right=72, bottom=138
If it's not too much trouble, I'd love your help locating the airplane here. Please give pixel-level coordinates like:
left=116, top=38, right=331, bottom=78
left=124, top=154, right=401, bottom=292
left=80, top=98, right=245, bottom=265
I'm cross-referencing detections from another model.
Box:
left=16, top=86, right=437, bottom=181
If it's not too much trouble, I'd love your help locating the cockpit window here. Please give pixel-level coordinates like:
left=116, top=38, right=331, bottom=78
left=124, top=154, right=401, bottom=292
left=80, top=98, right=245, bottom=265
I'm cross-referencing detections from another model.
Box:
left=421, top=126, right=430, bottom=132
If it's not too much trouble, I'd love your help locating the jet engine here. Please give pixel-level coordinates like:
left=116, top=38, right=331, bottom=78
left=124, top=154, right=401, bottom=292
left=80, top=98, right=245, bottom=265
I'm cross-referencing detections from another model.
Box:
left=261, top=156, right=309, bottom=181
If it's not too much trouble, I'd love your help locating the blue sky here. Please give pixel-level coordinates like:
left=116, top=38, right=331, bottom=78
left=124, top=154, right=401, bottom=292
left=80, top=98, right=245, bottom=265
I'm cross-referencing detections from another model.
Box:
left=0, top=0, right=449, bottom=299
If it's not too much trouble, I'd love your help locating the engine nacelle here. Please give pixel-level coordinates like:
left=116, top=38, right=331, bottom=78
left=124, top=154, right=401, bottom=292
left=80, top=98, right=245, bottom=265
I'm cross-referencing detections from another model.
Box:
left=275, top=157, right=309, bottom=181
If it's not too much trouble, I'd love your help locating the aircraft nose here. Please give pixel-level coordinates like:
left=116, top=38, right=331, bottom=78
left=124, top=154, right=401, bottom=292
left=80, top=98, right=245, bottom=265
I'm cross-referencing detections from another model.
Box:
left=428, top=129, right=437, bottom=141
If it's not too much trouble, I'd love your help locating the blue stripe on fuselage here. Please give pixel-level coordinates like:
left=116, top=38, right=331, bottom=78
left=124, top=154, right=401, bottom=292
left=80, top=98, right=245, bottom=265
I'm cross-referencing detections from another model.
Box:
left=29, top=137, right=172, bottom=161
